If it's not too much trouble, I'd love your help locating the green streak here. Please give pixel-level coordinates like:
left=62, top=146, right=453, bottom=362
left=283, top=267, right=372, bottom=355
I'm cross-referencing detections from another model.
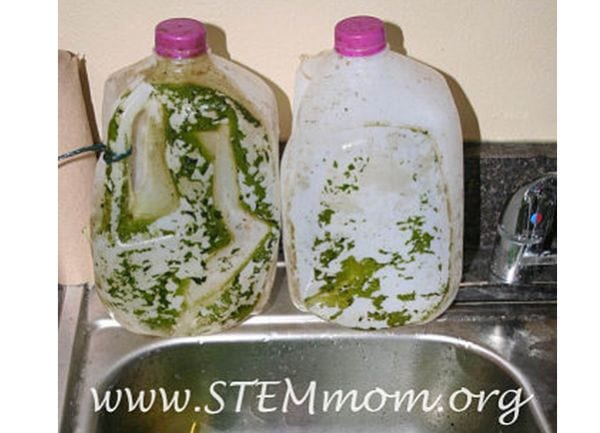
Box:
left=397, top=215, right=435, bottom=255
left=198, top=231, right=277, bottom=325
left=397, top=291, right=416, bottom=301
left=318, top=208, right=335, bottom=227
left=305, top=256, right=385, bottom=317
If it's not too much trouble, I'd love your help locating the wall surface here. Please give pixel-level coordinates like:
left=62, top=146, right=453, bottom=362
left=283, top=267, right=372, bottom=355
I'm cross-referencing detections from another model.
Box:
left=58, top=0, right=556, bottom=142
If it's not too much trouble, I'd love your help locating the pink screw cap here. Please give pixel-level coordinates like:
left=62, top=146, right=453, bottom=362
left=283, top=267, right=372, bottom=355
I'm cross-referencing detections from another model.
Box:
left=334, top=16, right=387, bottom=57
left=155, top=18, right=207, bottom=59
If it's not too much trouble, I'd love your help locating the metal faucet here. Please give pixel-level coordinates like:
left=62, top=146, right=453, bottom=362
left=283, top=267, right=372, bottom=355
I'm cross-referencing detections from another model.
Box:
left=490, top=173, right=556, bottom=284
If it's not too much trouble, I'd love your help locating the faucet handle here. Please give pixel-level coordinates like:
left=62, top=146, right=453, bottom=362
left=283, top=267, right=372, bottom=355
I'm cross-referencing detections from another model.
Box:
left=491, top=173, right=557, bottom=283
left=498, top=172, right=556, bottom=248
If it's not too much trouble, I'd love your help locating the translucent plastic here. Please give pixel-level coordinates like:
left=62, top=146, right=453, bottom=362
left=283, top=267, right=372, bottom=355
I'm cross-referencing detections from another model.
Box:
left=281, top=47, right=463, bottom=329
left=91, top=51, right=280, bottom=336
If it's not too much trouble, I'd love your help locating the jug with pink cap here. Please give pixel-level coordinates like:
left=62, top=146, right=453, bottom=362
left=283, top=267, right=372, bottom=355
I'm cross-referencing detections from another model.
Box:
left=91, top=18, right=280, bottom=336
left=281, top=16, right=463, bottom=330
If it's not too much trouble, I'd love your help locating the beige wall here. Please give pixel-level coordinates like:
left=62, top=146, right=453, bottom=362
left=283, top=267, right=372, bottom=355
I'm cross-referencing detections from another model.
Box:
left=59, top=0, right=556, bottom=142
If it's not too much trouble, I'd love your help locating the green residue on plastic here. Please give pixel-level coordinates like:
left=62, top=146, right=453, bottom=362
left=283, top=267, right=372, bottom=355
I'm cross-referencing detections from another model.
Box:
left=421, top=291, right=442, bottom=299
left=106, top=105, right=124, bottom=144
left=372, top=294, right=387, bottom=309
left=337, top=183, right=359, bottom=193
left=107, top=258, right=142, bottom=302
left=106, top=81, right=273, bottom=247
left=156, top=83, right=276, bottom=226
left=105, top=252, right=190, bottom=333
left=363, top=121, right=390, bottom=128
left=301, top=125, right=450, bottom=328
left=115, top=182, right=155, bottom=242
left=408, top=126, right=429, bottom=136
left=199, top=193, right=232, bottom=254
left=385, top=310, right=412, bottom=327
left=397, top=291, right=416, bottom=302
left=198, top=232, right=277, bottom=325
left=250, top=232, right=276, bottom=264
left=367, top=309, right=412, bottom=327
left=202, top=274, right=258, bottom=324
left=314, top=233, right=354, bottom=268
left=305, top=256, right=385, bottom=320
left=440, top=280, right=450, bottom=296
left=377, top=248, right=415, bottom=277
left=228, top=111, right=275, bottom=224
left=305, top=239, right=420, bottom=324
left=397, top=215, right=435, bottom=255
left=318, top=208, right=335, bottom=227
left=93, top=81, right=278, bottom=334
left=140, top=275, right=190, bottom=331
left=99, top=164, right=114, bottom=236
left=323, top=155, right=370, bottom=196
left=308, top=208, right=432, bottom=325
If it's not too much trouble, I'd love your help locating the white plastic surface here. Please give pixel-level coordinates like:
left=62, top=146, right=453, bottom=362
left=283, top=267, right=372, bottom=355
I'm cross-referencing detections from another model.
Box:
left=281, top=47, right=463, bottom=329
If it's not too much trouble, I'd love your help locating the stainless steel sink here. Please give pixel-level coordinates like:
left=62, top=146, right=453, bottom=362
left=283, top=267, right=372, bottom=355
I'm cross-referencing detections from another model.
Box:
left=59, top=260, right=556, bottom=433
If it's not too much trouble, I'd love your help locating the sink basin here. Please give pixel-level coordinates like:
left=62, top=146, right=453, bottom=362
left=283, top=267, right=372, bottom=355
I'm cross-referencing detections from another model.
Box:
left=95, top=336, right=545, bottom=433
left=59, top=263, right=556, bottom=433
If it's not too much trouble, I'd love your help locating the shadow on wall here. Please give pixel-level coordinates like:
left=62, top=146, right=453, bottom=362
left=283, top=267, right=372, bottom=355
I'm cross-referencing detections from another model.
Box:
left=386, top=21, right=483, bottom=258
left=205, top=23, right=293, bottom=143
left=77, top=56, right=101, bottom=144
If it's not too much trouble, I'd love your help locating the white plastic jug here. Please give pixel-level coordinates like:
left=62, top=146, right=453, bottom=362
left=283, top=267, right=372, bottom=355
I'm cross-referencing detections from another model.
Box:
left=91, top=18, right=280, bottom=336
left=281, top=16, right=463, bottom=329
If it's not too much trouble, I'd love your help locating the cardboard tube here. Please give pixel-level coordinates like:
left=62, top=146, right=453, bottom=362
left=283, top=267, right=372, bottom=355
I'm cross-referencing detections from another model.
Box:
left=58, top=50, right=96, bottom=285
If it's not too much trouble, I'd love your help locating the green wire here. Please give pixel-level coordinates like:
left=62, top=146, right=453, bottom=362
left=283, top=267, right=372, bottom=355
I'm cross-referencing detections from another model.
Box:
left=58, top=143, right=131, bottom=164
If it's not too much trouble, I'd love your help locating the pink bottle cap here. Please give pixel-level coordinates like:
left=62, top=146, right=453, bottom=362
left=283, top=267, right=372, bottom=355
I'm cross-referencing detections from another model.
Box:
left=334, top=16, right=386, bottom=57
left=155, top=18, right=207, bottom=59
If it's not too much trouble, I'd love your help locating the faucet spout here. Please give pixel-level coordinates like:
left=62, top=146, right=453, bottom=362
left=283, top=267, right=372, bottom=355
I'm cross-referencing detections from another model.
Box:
left=490, top=173, right=557, bottom=284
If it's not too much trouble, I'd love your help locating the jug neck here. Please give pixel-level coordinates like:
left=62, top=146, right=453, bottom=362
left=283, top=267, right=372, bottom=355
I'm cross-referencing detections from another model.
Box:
left=153, top=51, right=212, bottom=76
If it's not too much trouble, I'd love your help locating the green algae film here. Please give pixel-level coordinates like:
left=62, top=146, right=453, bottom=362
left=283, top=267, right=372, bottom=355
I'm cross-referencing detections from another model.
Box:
left=91, top=81, right=279, bottom=336
left=286, top=127, right=452, bottom=329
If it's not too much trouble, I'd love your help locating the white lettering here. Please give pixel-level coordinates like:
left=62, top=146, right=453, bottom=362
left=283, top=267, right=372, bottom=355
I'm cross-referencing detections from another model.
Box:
left=204, top=381, right=226, bottom=414
left=449, top=387, right=473, bottom=413
left=362, top=388, right=388, bottom=413
left=322, top=389, right=361, bottom=412
left=159, top=387, right=190, bottom=413
left=256, top=381, right=281, bottom=413
left=90, top=387, right=122, bottom=413
left=498, top=388, right=534, bottom=426
left=230, top=380, right=258, bottom=413
left=282, top=378, right=316, bottom=415
left=394, top=389, right=443, bottom=412
left=124, top=388, right=156, bottom=413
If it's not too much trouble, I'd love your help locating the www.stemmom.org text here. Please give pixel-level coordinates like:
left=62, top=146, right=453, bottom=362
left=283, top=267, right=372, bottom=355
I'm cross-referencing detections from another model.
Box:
left=92, top=378, right=534, bottom=426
